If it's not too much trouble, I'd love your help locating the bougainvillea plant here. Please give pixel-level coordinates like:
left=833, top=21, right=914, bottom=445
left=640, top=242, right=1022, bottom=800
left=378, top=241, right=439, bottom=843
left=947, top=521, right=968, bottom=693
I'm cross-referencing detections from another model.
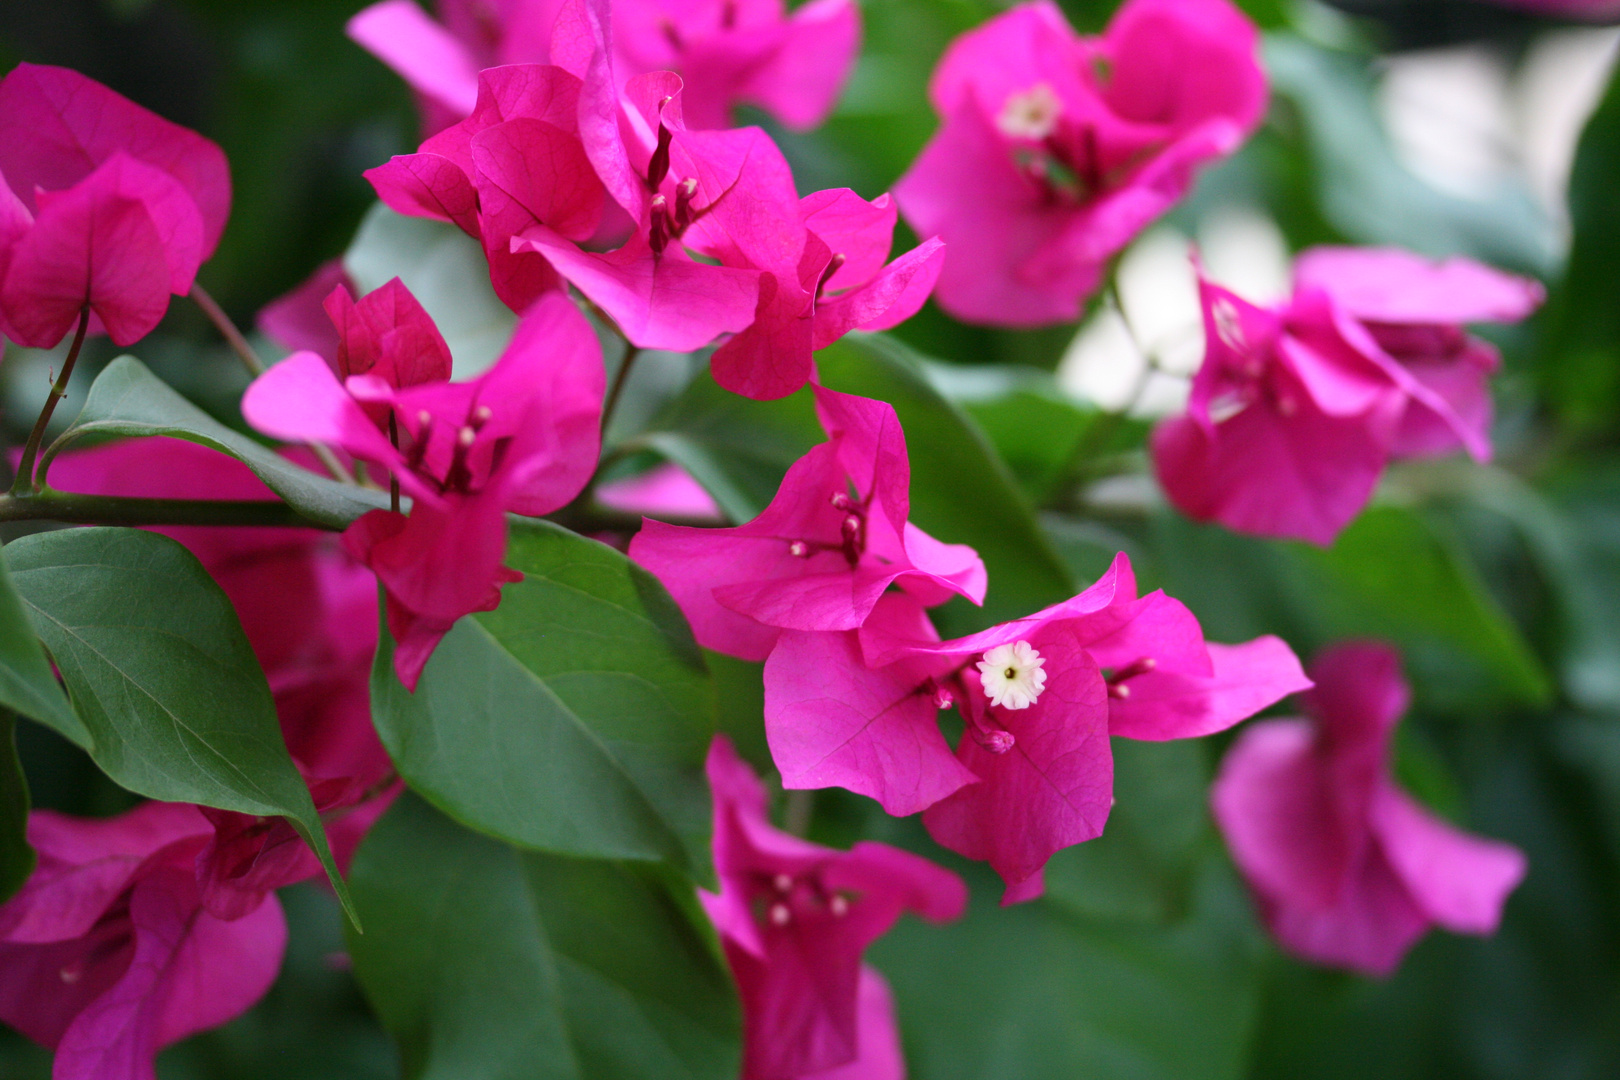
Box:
left=10, top=0, right=1604, bottom=1075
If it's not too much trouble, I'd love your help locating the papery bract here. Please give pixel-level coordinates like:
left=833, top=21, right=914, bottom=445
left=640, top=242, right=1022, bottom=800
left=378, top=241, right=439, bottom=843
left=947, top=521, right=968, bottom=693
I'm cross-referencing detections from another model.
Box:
left=1211, top=642, right=1527, bottom=976
left=763, top=553, right=1308, bottom=899
left=631, top=386, right=986, bottom=663
left=349, top=0, right=861, bottom=135
left=892, top=0, right=1265, bottom=326
left=0, top=803, right=287, bottom=1080
left=0, top=64, right=230, bottom=347
left=699, top=737, right=964, bottom=1080
left=1152, top=250, right=1543, bottom=545
left=242, top=290, right=603, bottom=689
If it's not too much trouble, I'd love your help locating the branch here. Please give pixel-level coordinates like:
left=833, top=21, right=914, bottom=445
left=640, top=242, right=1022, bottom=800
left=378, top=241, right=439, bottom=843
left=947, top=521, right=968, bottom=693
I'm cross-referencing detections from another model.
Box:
left=0, top=491, right=331, bottom=529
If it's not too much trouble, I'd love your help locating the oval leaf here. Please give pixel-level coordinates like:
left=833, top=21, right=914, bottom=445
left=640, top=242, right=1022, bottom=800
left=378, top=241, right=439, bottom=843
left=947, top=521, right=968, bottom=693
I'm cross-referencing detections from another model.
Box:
left=347, top=793, right=740, bottom=1080
left=41, top=355, right=386, bottom=529
left=371, top=518, right=716, bottom=874
left=4, top=527, right=356, bottom=922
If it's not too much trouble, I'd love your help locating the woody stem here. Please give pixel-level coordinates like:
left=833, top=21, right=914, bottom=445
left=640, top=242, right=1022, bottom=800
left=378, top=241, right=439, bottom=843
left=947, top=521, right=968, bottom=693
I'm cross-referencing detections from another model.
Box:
left=601, top=343, right=642, bottom=437
left=12, top=307, right=90, bottom=495
left=189, top=283, right=356, bottom=487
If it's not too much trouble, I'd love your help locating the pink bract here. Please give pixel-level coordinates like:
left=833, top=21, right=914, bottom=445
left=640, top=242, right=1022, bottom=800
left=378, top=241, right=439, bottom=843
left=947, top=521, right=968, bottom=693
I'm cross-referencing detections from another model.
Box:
left=349, top=0, right=861, bottom=135
left=0, top=64, right=230, bottom=348
left=699, top=736, right=964, bottom=1080
left=1210, top=641, right=1527, bottom=976
left=763, top=552, right=1308, bottom=901
left=630, top=386, right=987, bottom=663
left=892, top=0, right=1266, bottom=327
left=1152, top=250, right=1544, bottom=546
left=242, top=290, right=603, bottom=689
left=0, top=803, right=287, bottom=1080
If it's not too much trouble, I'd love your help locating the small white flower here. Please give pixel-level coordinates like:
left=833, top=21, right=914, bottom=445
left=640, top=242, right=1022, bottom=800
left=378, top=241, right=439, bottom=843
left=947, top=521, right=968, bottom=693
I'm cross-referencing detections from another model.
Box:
left=977, top=640, right=1047, bottom=710
left=997, top=83, right=1063, bottom=141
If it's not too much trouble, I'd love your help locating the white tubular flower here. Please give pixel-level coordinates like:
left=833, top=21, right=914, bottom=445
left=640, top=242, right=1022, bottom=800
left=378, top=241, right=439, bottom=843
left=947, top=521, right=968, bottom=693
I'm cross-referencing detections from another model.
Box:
left=977, top=640, right=1047, bottom=710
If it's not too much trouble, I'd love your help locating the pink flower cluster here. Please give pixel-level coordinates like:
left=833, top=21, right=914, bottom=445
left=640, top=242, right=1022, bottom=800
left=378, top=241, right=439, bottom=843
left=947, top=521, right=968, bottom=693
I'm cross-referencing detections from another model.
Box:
left=363, top=0, right=939, bottom=401
left=893, top=0, right=1267, bottom=326
left=632, top=385, right=1313, bottom=903
left=1152, top=248, right=1544, bottom=545
left=245, top=281, right=604, bottom=689
left=0, top=438, right=395, bottom=1080
left=1213, top=642, right=1526, bottom=975
left=350, top=0, right=861, bottom=136
left=702, top=737, right=963, bottom=1080
left=0, top=64, right=230, bottom=348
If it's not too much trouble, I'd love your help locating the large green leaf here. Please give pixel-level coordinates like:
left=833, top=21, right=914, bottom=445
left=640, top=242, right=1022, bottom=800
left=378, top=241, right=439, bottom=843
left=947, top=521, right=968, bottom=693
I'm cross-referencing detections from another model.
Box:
left=0, top=551, right=81, bottom=742
left=1540, top=63, right=1620, bottom=437
left=0, top=714, right=31, bottom=903
left=371, top=518, right=715, bottom=874
left=817, top=334, right=1076, bottom=631
left=40, top=356, right=386, bottom=530
left=4, top=527, right=354, bottom=921
left=1041, top=739, right=1212, bottom=925
left=1295, top=506, right=1552, bottom=706
left=873, top=858, right=1263, bottom=1080
left=346, top=794, right=740, bottom=1080
left=644, top=375, right=824, bottom=524
left=1265, top=35, right=1556, bottom=276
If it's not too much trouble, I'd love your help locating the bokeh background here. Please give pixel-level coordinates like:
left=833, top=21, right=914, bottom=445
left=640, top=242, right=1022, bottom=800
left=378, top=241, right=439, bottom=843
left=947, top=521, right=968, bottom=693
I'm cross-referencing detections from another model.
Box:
left=4, top=0, right=1620, bottom=1076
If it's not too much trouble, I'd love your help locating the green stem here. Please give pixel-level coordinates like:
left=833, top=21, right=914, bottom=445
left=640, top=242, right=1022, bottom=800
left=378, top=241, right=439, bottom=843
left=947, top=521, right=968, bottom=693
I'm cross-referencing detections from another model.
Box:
left=12, top=308, right=91, bottom=496
left=190, top=283, right=355, bottom=486
left=1049, top=277, right=1159, bottom=498
left=0, top=490, right=327, bottom=529
left=601, top=344, right=642, bottom=437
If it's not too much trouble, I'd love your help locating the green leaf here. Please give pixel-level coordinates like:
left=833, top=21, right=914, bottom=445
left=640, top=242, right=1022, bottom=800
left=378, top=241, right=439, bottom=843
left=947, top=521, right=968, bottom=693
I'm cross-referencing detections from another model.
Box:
left=346, top=793, right=740, bottom=1080
left=41, top=356, right=386, bottom=530
left=4, top=527, right=355, bottom=923
left=816, top=334, right=1076, bottom=631
left=344, top=204, right=517, bottom=379
left=873, top=857, right=1262, bottom=1080
left=1540, top=63, right=1620, bottom=436
left=1040, top=740, right=1211, bottom=925
left=1296, top=506, right=1552, bottom=706
left=0, top=550, right=81, bottom=742
left=0, top=714, right=32, bottom=903
left=1265, top=35, right=1557, bottom=276
left=371, top=518, right=716, bottom=874
left=645, top=375, right=824, bottom=524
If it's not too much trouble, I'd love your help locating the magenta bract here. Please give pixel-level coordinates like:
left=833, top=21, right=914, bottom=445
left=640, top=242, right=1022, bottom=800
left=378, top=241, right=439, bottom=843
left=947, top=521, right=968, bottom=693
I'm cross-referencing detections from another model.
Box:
left=242, top=288, right=604, bottom=689
left=0, top=803, right=288, bottom=1080
left=0, top=64, right=230, bottom=348
left=630, top=386, right=987, bottom=662
left=699, top=737, right=964, bottom=1080
left=1152, top=249, right=1544, bottom=545
left=762, top=552, right=1308, bottom=901
left=1211, top=641, right=1527, bottom=976
left=893, top=0, right=1266, bottom=327
left=349, top=0, right=860, bottom=135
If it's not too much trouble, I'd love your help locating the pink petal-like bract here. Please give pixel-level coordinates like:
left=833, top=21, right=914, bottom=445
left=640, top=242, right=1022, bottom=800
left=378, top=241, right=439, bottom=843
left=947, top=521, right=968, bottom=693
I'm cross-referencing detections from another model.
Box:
left=0, top=804, right=288, bottom=1080
left=893, top=0, right=1265, bottom=326
left=1153, top=250, right=1543, bottom=545
left=699, top=737, right=964, bottom=1080
left=631, top=387, right=987, bottom=662
left=1211, top=641, right=1527, bottom=976
left=0, top=64, right=230, bottom=347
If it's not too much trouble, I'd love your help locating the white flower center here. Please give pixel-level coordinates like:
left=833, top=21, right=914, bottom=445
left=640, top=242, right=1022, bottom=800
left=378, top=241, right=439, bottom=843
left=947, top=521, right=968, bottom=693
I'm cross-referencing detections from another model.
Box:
left=997, top=83, right=1062, bottom=141
left=977, top=640, right=1047, bottom=710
